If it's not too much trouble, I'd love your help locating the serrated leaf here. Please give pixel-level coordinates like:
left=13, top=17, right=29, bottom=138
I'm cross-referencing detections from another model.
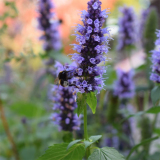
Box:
left=89, top=135, right=102, bottom=142
left=83, top=135, right=102, bottom=149
left=86, top=92, right=97, bottom=114
left=127, top=136, right=159, bottom=160
left=76, top=93, right=86, bottom=116
left=151, top=86, right=160, bottom=105
left=37, top=143, right=85, bottom=160
left=88, top=147, right=125, bottom=160
left=146, top=106, right=160, bottom=114
left=67, top=139, right=82, bottom=150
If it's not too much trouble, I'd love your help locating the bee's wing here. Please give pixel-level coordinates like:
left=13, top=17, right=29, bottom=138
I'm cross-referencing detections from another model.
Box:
left=54, top=78, right=59, bottom=85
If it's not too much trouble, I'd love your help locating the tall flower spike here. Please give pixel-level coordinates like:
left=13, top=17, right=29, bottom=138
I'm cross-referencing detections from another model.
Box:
left=117, top=6, right=136, bottom=51
left=49, top=62, right=81, bottom=131
left=114, top=69, right=135, bottom=99
left=70, top=0, right=111, bottom=94
left=150, top=30, right=160, bottom=83
left=37, top=0, right=62, bottom=51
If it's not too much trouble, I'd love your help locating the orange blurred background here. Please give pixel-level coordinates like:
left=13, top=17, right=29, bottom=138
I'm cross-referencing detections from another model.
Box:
left=0, top=0, right=117, bottom=55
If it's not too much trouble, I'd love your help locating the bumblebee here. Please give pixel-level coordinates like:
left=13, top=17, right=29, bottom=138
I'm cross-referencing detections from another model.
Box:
left=57, top=70, right=74, bottom=87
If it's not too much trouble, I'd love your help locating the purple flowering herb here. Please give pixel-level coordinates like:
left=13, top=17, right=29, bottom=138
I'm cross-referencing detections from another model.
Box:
left=117, top=6, right=136, bottom=51
left=49, top=62, right=81, bottom=131
left=114, top=69, right=135, bottom=99
left=150, top=30, right=160, bottom=83
left=37, top=0, right=62, bottom=51
left=69, top=0, right=111, bottom=94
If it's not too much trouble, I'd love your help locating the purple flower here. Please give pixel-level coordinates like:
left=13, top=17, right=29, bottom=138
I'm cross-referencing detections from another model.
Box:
left=94, top=19, right=100, bottom=28
left=82, top=80, right=88, bottom=87
left=114, top=69, right=135, bottom=99
left=76, top=68, right=83, bottom=76
left=76, top=24, right=85, bottom=34
left=117, top=6, right=136, bottom=51
left=81, top=10, right=89, bottom=19
left=94, top=27, right=99, bottom=32
left=94, top=35, right=100, bottom=42
left=150, top=30, right=160, bottom=84
left=71, top=53, right=85, bottom=64
left=37, top=0, right=62, bottom=51
left=155, top=30, right=160, bottom=46
left=63, top=0, right=111, bottom=94
left=71, top=44, right=82, bottom=52
left=88, top=66, right=93, bottom=74
left=87, top=26, right=93, bottom=33
left=87, top=18, right=93, bottom=24
left=50, top=62, right=81, bottom=131
left=92, top=2, right=99, bottom=10
left=100, top=9, right=108, bottom=18
left=90, top=58, right=96, bottom=64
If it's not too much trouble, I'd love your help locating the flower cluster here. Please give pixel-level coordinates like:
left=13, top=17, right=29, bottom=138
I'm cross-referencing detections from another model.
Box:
left=49, top=62, right=81, bottom=131
left=37, top=0, right=62, bottom=51
left=114, top=69, right=135, bottom=99
left=117, top=6, right=136, bottom=51
left=150, top=30, right=160, bottom=83
left=69, top=0, right=110, bottom=93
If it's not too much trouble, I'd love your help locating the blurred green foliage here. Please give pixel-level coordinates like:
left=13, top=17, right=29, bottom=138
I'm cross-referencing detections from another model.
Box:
left=144, top=8, right=158, bottom=54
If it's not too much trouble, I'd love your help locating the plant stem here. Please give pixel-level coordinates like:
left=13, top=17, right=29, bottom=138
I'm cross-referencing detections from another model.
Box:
left=0, top=100, right=20, bottom=160
left=84, top=105, right=91, bottom=159
left=84, top=105, right=88, bottom=140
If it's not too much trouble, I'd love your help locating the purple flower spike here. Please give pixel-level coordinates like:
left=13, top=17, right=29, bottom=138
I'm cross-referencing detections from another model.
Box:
left=64, top=0, right=111, bottom=94
left=117, top=6, right=136, bottom=51
left=37, top=0, right=62, bottom=51
left=50, top=62, right=81, bottom=132
left=114, top=69, right=135, bottom=99
left=150, top=30, right=160, bottom=84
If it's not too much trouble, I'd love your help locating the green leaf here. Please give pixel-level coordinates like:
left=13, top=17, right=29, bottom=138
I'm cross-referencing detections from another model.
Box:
left=146, top=106, right=160, bottom=114
left=151, top=86, right=160, bottom=105
left=83, top=135, right=102, bottom=149
left=76, top=93, right=86, bottom=116
left=67, top=140, right=82, bottom=150
left=37, top=143, right=85, bottom=160
left=49, top=51, right=71, bottom=64
left=86, top=92, right=97, bottom=114
left=120, top=106, right=160, bottom=123
left=120, top=111, right=144, bottom=123
left=88, top=147, right=125, bottom=160
left=127, top=136, right=159, bottom=160
left=104, top=67, right=117, bottom=87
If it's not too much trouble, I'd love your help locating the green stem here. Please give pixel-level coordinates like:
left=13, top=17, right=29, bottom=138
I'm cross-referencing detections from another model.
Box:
left=0, top=100, right=20, bottom=160
left=152, top=101, right=160, bottom=132
left=84, top=105, right=91, bottom=159
left=84, top=105, right=88, bottom=140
